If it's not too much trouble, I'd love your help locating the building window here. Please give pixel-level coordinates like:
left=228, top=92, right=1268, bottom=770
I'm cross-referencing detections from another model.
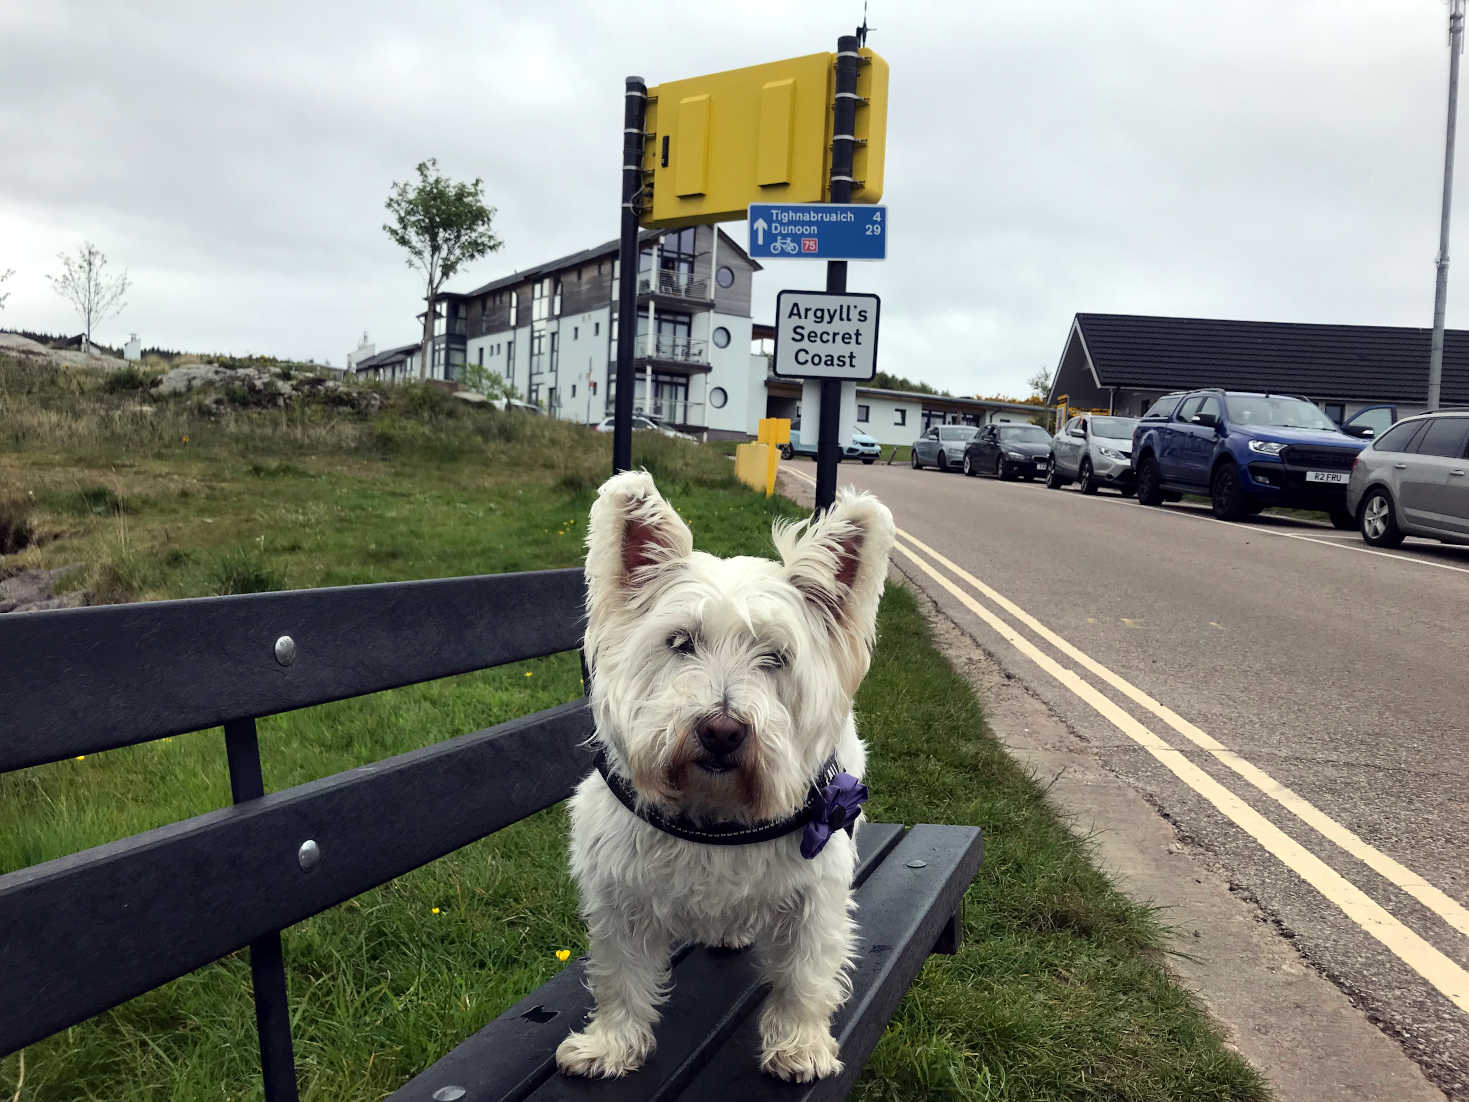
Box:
left=595, top=321, right=601, bottom=336
left=1323, top=401, right=1346, bottom=425
left=857, top=404, right=870, bottom=423
left=712, top=326, right=731, bottom=349
left=895, top=408, right=907, bottom=426
left=716, top=265, right=735, bottom=288
left=709, top=386, right=727, bottom=409
left=574, top=326, right=579, bottom=340
left=572, top=383, right=577, bottom=398
left=477, top=347, right=484, bottom=366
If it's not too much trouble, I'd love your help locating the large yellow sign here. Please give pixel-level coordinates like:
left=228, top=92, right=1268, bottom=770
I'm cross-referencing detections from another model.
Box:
left=640, top=49, right=888, bottom=229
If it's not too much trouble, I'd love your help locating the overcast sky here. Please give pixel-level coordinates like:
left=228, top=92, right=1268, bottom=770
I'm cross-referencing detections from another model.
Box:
left=1, top=0, right=1464, bottom=396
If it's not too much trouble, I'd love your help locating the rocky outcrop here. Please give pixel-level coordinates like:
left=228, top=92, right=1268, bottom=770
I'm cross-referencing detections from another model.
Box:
left=0, top=332, right=127, bottom=370
left=0, top=565, right=88, bottom=614
left=152, top=364, right=384, bottom=413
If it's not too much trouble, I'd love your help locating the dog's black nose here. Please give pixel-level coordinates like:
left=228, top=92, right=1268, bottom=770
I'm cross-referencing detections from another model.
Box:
left=697, top=715, right=748, bottom=756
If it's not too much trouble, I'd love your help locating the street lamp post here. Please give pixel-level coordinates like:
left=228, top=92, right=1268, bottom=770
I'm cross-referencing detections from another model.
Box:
left=1428, top=0, right=1466, bottom=413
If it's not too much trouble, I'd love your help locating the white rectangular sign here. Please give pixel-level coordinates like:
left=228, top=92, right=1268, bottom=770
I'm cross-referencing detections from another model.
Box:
left=772, top=290, right=881, bottom=381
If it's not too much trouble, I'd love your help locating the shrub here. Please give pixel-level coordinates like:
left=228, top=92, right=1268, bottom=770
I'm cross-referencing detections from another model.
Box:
left=390, top=383, right=465, bottom=422
left=102, top=365, right=153, bottom=393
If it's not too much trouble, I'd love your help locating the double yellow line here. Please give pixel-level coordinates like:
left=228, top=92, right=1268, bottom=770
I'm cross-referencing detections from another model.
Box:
left=888, top=524, right=1469, bottom=1013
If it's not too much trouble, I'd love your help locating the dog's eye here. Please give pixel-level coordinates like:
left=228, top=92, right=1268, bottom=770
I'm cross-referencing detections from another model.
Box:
left=760, top=650, right=787, bottom=670
left=667, top=633, right=697, bottom=656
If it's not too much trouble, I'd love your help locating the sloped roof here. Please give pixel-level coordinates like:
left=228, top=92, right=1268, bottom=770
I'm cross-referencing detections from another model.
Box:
left=1074, top=313, right=1469, bottom=406
left=353, top=342, right=418, bottom=370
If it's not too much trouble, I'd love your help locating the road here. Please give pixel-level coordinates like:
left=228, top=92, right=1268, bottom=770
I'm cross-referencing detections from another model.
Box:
left=788, top=457, right=1469, bottom=1098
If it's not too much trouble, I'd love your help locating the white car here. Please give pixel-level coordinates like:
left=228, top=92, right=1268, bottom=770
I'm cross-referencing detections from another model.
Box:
left=595, top=414, right=696, bottom=442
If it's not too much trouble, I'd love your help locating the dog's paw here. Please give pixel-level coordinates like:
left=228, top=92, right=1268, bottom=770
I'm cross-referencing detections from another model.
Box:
left=759, top=1033, right=843, bottom=1082
left=556, top=1026, right=653, bottom=1079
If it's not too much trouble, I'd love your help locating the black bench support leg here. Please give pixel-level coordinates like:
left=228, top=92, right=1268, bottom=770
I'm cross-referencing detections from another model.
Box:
left=932, top=899, right=964, bottom=956
left=225, top=718, right=301, bottom=1102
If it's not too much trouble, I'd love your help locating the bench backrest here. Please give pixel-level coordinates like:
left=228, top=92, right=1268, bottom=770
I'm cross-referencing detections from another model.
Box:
left=0, top=568, right=591, bottom=1099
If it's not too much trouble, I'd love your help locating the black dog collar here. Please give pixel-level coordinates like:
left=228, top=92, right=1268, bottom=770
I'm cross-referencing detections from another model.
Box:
left=593, top=747, right=844, bottom=846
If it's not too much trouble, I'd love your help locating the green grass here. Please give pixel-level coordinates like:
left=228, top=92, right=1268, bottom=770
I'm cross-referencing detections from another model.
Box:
left=854, top=587, right=1264, bottom=1100
left=0, top=353, right=1266, bottom=1101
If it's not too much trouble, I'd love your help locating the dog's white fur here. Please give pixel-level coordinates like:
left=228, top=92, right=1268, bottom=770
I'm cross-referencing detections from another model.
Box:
left=555, top=471, right=896, bottom=1083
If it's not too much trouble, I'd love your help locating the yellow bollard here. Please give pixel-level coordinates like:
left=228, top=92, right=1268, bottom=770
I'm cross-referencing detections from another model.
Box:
left=734, top=442, right=771, bottom=492
left=756, top=418, right=791, bottom=497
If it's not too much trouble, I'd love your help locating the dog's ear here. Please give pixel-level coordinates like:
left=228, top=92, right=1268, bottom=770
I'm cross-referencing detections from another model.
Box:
left=775, top=490, right=896, bottom=675
left=585, top=471, right=693, bottom=614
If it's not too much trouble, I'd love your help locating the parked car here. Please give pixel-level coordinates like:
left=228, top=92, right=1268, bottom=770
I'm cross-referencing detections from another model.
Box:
left=489, top=396, right=545, bottom=415
left=595, top=414, right=696, bottom=441
left=911, top=424, right=979, bottom=471
left=1346, top=411, right=1469, bottom=547
left=963, top=423, right=1053, bottom=480
left=779, top=419, right=880, bottom=463
left=1047, top=415, right=1139, bottom=494
left=1130, top=389, right=1385, bottom=525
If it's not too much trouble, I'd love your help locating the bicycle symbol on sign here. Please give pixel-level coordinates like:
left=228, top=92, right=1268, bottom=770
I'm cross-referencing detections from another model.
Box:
left=771, top=236, right=800, bottom=255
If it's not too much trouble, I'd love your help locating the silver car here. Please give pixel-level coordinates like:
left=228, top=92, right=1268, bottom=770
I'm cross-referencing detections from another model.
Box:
left=911, top=424, right=980, bottom=471
left=1046, top=415, right=1139, bottom=494
left=1346, top=411, right=1469, bottom=546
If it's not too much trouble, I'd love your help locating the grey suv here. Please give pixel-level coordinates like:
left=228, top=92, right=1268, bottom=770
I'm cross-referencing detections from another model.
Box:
left=1047, top=415, right=1139, bottom=494
left=912, top=424, right=980, bottom=471
left=1346, top=411, right=1469, bottom=546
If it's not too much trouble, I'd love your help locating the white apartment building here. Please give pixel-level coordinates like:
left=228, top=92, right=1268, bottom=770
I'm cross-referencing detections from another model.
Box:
left=353, top=227, right=763, bottom=439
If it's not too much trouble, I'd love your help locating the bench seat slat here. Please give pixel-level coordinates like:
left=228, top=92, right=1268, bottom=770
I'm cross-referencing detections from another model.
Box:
left=673, top=824, right=984, bottom=1102
left=0, top=567, right=586, bottom=771
left=0, top=700, right=594, bottom=1057
left=387, top=822, right=941, bottom=1102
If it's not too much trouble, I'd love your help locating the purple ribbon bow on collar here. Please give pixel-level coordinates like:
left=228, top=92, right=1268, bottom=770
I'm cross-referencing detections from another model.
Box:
left=801, top=772, right=869, bottom=859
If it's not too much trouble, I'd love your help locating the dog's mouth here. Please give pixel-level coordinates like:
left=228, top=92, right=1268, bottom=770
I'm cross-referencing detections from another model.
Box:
left=695, top=757, right=737, bottom=775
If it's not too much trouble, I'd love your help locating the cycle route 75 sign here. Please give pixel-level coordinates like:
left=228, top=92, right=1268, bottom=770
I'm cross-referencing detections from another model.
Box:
left=748, top=203, right=886, bottom=261
left=772, top=290, right=880, bottom=380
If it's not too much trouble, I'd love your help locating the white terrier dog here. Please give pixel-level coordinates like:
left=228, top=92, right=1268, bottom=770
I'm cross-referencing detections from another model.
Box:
left=555, top=470, right=896, bottom=1083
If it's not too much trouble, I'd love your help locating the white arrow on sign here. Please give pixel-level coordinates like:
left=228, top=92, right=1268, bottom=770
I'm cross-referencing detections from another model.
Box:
left=752, top=218, right=768, bottom=246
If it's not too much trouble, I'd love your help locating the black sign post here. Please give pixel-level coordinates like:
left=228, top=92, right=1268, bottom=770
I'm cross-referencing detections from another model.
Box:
left=814, top=35, right=861, bottom=511
left=614, top=77, right=648, bottom=474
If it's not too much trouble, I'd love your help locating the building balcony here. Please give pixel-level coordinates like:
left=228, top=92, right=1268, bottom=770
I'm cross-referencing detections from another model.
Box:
left=637, top=271, right=712, bottom=305
left=607, top=394, right=707, bottom=433
left=634, top=337, right=709, bottom=372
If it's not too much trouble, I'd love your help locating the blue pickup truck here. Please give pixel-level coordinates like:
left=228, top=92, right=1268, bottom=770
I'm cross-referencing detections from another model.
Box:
left=1131, top=389, right=1393, bottom=526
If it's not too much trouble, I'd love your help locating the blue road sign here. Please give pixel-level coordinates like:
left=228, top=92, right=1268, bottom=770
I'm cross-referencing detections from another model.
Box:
left=747, top=203, right=886, bottom=261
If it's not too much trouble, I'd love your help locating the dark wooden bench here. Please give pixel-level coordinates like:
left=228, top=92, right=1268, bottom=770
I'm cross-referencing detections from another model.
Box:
left=0, top=568, right=982, bottom=1101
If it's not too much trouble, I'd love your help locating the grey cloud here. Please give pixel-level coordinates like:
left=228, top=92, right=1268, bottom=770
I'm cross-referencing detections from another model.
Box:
left=0, top=0, right=1463, bottom=390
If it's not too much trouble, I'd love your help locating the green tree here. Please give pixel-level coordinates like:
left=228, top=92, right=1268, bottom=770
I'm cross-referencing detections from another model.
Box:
left=48, top=242, right=130, bottom=352
left=1026, top=367, right=1053, bottom=400
left=871, top=370, right=949, bottom=396
left=0, top=267, right=12, bottom=311
left=383, top=159, right=503, bottom=380
left=459, top=361, right=517, bottom=402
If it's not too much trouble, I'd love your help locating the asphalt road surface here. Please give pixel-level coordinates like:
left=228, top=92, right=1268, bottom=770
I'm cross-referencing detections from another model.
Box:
left=792, top=456, right=1469, bottom=1098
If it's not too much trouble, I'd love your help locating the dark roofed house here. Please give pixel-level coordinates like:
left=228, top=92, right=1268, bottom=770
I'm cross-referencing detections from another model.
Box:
left=349, top=342, right=420, bottom=384
left=1049, top=313, right=1469, bottom=426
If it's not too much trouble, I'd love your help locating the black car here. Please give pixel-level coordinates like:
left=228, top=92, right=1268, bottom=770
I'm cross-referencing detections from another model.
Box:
left=964, top=423, right=1053, bottom=480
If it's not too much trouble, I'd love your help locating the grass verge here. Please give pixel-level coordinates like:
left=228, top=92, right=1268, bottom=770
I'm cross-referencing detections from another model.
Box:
left=0, top=355, right=1265, bottom=1100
